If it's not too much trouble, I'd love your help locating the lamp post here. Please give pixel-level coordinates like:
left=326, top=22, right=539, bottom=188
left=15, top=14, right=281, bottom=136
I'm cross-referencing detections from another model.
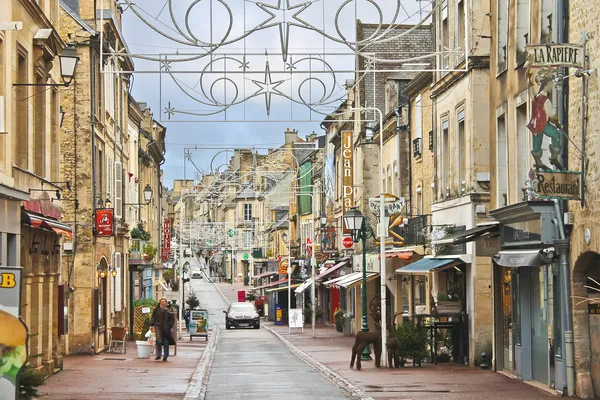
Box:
left=343, top=207, right=374, bottom=360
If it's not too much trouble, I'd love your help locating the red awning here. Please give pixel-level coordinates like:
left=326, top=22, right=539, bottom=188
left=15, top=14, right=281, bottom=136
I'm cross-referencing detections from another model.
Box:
left=254, top=278, right=289, bottom=290
left=253, top=271, right=277, bottom=279
left=379, top=251, right=413, bottom=260
left=314, top=259, right=350, bottom=281
left=22, top=212, right=73, bottom=239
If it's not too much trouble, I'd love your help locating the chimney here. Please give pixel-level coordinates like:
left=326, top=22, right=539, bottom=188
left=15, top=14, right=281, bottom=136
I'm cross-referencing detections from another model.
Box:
left=305, top=131, right=317, bottom=142
left=284, top=128, right=298, bottom=144
left=64, top=0, right=80, bottom=15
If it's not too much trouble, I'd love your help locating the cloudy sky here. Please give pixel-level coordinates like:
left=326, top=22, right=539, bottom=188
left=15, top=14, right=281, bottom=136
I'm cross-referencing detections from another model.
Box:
left=121, top=0, right=430, bottom=187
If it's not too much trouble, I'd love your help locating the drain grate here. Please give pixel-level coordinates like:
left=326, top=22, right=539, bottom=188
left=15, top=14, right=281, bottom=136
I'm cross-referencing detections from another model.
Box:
left=103, top=358, right=127, bottom=361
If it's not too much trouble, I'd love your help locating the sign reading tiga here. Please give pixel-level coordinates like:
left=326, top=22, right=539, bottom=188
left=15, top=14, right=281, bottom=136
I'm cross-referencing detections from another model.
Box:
left=526, top=43, right=584, bottom=69
left=535, top=170, right=581, bottom=200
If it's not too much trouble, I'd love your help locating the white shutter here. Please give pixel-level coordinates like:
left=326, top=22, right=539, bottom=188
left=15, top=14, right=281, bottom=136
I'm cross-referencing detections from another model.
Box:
left=114, top=252, right=122, bottom=312
left=115, top=161, right=123, bottom=218
left=0, top=96, right=5, bottom=133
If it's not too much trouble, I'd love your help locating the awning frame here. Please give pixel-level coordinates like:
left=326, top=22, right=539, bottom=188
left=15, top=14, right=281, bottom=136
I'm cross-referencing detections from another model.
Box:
left=432, top=222, right=499, bottom=246
left=396, top=258, right=463, bottom=274
left=493, top=248, right=556, bottom=268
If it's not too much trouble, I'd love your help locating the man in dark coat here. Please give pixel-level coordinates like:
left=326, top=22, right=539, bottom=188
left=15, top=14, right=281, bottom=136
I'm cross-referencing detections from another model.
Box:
left=151, top=298, right=175, bottom=361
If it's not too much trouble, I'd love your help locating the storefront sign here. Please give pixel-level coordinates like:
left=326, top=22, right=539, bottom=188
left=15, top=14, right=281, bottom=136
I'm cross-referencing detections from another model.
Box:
left=278, top=258, right=288, bottom=275
left=500, top=219, right=543, bottom=247
left=352, top=254, right=380, bottom=273
left=0, top=267, right=28, bottom=400
left=162, top=218, right=171, bottom=261
left=368, top=194, right=405, bottom=217
left=534, top=170, right=581, bottom=201
left=526, top=44, right=584, bottom=69
left=341, top=130, right=354, bottom=233
left=588, top=303, right=600, bottom=315
left=95, top=208, right=114, bottom=237
left=289, top=308, right=303, bottom=328
left=23, top=195, right=62, bottom=219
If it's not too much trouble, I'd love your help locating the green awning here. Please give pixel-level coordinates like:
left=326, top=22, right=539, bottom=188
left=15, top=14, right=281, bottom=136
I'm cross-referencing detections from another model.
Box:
left=396, top=258, right=461, bottom=274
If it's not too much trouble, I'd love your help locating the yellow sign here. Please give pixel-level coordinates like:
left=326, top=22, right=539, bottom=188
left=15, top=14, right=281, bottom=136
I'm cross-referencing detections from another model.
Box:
left=534, top=170, right=581, bottom=200
left=0, top=272, right=16, bottom=288
left=341, top=130, right=354, bottom=232
left=278, top=259, right=288, bottom=275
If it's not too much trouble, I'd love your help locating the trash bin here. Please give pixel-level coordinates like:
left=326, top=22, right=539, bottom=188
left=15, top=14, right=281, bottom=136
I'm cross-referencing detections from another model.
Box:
left=136, top=341, right=153, bottom=358
left=275, top=304, right=284, bottom=325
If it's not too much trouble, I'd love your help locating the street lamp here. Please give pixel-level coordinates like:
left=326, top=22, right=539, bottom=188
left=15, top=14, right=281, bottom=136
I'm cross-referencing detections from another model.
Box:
left=13, top=45, right=80, bottom=87
left=343, top=207, right=374, bottom=360
left=143, top=184, right=153, bottom=203
left=282, top=232, right=288, bottom=243
left=320, top=213, right=327, bottom=229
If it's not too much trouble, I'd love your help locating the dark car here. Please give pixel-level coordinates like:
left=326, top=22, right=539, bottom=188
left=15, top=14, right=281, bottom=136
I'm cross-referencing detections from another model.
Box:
left=224, top=302, right=260, bottom=329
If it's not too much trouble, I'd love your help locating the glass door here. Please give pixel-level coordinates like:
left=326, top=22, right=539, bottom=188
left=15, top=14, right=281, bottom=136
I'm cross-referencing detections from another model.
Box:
left=502, top=268, right=514, bottom=372
left=531, top=266, right=549, bottom=385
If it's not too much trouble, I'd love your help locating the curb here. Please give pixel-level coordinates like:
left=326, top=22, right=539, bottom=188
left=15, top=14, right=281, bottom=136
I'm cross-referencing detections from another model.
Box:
left=184, top=323, right=220, bottom=400
left=263, top=325, right=375, bottom=400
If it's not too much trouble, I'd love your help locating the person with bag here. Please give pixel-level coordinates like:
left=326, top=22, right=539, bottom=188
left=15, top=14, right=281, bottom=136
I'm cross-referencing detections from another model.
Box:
left=150, top=297, right=175, bottom=361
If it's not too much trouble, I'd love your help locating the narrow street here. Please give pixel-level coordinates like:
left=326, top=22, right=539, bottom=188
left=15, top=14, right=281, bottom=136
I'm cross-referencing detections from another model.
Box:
left=190, top=275, right=350, bottom=400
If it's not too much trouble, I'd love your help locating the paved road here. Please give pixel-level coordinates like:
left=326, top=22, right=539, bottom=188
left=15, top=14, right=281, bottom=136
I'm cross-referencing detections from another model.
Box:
left=189, top=274, right=350, bottom=400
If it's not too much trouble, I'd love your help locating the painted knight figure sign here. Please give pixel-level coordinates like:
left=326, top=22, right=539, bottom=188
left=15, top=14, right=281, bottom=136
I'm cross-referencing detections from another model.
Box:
left=527, top=69, right=566, bottom=171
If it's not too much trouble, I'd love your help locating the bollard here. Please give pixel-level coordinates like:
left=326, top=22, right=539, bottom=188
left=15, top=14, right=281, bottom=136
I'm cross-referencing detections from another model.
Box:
left=480, top=352, right=489, bottom=370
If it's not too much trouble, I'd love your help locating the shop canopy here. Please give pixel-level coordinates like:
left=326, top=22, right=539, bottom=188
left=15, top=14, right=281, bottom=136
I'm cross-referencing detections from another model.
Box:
left=266, top=284, right=301, bottom=293
left=322, top=275, right=348, bottom=287
left=328, top=272, right=378, bottom=288
left=22, top=211, right=73, bottom=239
left=432, top=223, right=499, bottom=246
left=295, top=277, right=314, bottom=294
left=314, top=258, right=350, bottom=281
left=253, top=271, right=277, bottom=279
left=493, top=248, right=556, bottom=268
left=379, top=250, right=413, bottom=260
left=254, top=278, right=288, bottom=290
left=396, top=258, right=462, bottom=274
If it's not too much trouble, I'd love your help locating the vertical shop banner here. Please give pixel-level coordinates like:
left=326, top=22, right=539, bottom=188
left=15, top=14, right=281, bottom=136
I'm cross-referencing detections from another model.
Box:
left=341, top=130, right=354, bottom=234
left=0, top=267, right=28, bottom=400
left=162, top=218, right=171, bottom=261
left=95, top=208, right=114, bottom=237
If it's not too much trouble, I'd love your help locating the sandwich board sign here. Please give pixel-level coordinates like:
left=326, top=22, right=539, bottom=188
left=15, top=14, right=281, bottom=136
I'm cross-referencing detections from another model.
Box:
left=0, top=267, right=28, bottom=400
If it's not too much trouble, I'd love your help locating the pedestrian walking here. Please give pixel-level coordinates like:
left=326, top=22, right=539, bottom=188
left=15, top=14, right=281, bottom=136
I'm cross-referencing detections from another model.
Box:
left=150, top=297, right=175, bottom=361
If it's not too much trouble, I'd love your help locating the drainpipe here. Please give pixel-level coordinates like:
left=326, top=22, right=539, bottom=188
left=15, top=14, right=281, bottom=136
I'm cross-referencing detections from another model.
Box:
left=553, top=199, right=574, bottom=396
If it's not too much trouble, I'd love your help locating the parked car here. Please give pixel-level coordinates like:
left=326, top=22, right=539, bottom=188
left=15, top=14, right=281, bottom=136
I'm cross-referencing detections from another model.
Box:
left=223, top=302, right=260, bottom=329
left=191, top=269, right=202, bottom=279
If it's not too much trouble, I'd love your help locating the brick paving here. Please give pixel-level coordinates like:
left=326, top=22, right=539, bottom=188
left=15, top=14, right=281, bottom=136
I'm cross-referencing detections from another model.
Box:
left=40, top=332, right=209, bottom=400
left=215, top=281, right=559, bottom=400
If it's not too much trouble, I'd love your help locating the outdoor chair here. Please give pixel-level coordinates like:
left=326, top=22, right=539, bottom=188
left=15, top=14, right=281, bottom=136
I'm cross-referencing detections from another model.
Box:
left=108, top=327, right=128, bottom=354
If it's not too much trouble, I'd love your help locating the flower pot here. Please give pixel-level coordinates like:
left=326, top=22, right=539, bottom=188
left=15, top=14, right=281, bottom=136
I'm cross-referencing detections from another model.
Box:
left=136, top=341, right=153, bottom=358
left=343, top=319, right=353, bottom=337
left=436, top=301, right=462, bottom=314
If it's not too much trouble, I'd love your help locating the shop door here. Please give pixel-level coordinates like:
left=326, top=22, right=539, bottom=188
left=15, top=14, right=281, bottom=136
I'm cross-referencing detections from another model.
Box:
left=531, top=266, right=549, bottom=385
left=502, top=268, right=514, bottom=372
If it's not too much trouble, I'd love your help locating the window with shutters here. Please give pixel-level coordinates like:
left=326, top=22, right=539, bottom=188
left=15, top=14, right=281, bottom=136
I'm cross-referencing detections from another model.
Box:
left=104, top=61, right=115, bottom=117
left=115, top=161, right=123, bottom=218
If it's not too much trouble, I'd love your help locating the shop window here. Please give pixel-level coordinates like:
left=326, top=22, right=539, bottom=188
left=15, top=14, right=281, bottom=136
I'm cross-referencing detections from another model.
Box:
left=514, top=272, right=521, bottom=346
left=413, top=276, right=427, bottom=307
left=401, top=279, right=409, bottom=313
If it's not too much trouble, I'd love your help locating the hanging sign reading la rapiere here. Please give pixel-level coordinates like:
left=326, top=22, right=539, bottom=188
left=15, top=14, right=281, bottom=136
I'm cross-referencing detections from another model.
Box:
left=95, top=208, right=114, bottom=237
left=526, top=43, right=584, bottom=69
left=341, top=130, right=354, bottom=233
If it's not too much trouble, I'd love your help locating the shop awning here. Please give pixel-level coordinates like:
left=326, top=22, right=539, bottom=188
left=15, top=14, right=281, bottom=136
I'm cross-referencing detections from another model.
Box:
left=253, top=271, right=277, bottom=279
left=314, top=258, right=350, bottom=280
left=294, top=278, right=314, bottom=294
left=432, top=223, right=499, bottom=246
left=396, top=258, right=461, bottom=274
left=335, top=272, right=378, bottom=288
left=266, top=284, right=301, bottom=293
left=254, top=278, right=288, bottom=290
left=379, top=250, right=413, bottom=260
left=22, top=212, right=73, bottom=239
left=323, top=275, right=348, bottom=287
left=493, top=248, right=556, bottom=268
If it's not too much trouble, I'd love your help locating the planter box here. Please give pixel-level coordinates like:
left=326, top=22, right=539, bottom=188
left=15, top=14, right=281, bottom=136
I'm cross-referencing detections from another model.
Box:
left=436, top=301, right=462, bottom=314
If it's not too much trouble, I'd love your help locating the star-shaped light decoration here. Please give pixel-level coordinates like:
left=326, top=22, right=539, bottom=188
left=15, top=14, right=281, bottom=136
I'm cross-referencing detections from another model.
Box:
left=254, top=0, right=315, bottom=62
left=164, top=101, right=176, bottom=120
left=250, top=61, right=285, bottom=116
left=161, top=60, right=172, bottom=72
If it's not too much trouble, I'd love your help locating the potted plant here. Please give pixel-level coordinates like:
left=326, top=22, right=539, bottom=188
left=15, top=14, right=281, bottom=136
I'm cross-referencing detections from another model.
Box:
left=342, top=312, right=353, bottom=336
left=435, top=283, right=463, bottom=314
left=333, top=308, right=344, bottom=332
left=392, top=320, right=428, bottom=366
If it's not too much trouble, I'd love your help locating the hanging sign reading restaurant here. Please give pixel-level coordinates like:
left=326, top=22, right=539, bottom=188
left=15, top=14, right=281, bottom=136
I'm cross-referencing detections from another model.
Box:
left=95, top=208, right=114, bottom=237
left=534, top=170, right=581, bottom=201
left=526, top=43, right=584, bottom=69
